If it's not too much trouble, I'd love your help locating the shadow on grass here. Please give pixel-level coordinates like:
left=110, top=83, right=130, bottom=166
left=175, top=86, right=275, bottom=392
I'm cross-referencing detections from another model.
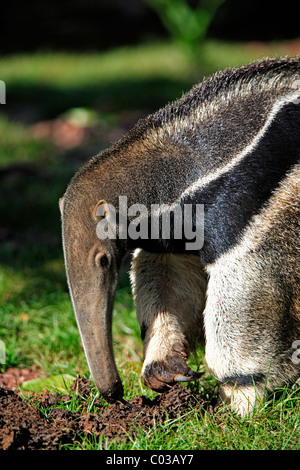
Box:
left=0, top=163, right=73, bottom=300
left=7, top=76, right=195, bottom=121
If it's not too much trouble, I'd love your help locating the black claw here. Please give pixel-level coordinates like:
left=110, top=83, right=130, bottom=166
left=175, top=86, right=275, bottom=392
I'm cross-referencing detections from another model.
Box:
left=174, top=370, right=203, bottom=382
left=118, top=398, right=142, bottom=410
left=188, top=370, right=203, bottom=379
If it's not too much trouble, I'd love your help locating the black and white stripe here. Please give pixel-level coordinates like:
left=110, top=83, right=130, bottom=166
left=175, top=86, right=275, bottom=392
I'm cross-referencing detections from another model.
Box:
left=182, top=95, right=300, bottom=263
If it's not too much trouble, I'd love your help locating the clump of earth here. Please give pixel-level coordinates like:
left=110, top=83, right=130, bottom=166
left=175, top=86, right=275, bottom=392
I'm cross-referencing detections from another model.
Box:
left=0, top=370, right=217, bottom=450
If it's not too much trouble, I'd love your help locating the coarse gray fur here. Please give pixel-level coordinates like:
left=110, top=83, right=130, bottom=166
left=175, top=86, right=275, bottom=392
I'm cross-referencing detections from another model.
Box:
left=61, top=57, right=300, bottom=415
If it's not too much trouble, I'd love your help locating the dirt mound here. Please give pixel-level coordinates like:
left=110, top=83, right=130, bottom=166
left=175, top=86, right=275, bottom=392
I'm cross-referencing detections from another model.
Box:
left=0, top=377, right=212, bottom=450
left=0, top=386, right=74, bottom=450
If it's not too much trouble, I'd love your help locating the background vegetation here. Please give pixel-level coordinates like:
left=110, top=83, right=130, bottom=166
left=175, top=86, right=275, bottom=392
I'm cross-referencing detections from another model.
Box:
left=0, top=0, right=299, bottom=450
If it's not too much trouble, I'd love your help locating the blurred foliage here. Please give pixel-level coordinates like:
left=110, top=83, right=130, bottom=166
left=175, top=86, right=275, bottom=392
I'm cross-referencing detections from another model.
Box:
left=146, top=0, right=225, bottom=56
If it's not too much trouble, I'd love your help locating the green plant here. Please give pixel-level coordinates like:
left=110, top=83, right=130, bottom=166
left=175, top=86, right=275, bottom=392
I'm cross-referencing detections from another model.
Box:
left=146, top=0, right=225, bottom=56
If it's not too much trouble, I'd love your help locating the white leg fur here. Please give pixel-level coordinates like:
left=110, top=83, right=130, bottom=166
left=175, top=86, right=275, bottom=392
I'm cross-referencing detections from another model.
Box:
left=130, top=249, right=207, bottom=389
left=140, top=311, right=187, bottom=377
left=220, top=384, right=265, bottom=417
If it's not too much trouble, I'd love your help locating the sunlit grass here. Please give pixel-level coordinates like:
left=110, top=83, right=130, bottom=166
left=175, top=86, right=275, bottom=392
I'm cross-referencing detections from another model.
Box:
left=0, top=43, right=193, bottom=85
left=1, top=40, right=294, bottom=86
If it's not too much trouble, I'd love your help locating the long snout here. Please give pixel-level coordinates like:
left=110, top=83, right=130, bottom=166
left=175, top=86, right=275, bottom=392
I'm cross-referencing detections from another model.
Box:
left=61, top=215, right=123, bottom=403
left=73, top=298, right=124, bottom=403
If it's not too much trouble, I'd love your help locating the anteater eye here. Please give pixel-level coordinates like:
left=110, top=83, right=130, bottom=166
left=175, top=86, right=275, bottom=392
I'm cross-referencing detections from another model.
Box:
left=95, top=253, right=109, bottom=268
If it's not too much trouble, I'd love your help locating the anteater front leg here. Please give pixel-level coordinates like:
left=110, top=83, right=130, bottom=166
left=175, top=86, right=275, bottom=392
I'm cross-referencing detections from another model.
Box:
left=130, top=249, right=207, bottom=392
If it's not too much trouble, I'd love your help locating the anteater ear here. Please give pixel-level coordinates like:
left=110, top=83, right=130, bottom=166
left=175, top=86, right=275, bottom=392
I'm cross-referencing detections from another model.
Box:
left=93, top=200, right=110, bottom=221
left=59, top=197, right=64, bottom=215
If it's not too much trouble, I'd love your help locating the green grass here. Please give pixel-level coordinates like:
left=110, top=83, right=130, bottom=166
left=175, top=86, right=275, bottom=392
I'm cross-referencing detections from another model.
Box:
left=0, top=40, right=300, bottom=450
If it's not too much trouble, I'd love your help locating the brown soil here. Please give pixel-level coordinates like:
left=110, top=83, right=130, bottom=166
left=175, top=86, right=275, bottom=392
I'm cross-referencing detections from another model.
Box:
left=0, top=367, right=43, bottom=390
left=0, top=374, right=214, bottom=450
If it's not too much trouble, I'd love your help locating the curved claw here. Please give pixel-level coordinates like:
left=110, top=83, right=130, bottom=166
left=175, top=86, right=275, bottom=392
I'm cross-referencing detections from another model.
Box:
left=118, top=398, right=142, bottom=410
left=174, top=370, right=203, bottom=383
